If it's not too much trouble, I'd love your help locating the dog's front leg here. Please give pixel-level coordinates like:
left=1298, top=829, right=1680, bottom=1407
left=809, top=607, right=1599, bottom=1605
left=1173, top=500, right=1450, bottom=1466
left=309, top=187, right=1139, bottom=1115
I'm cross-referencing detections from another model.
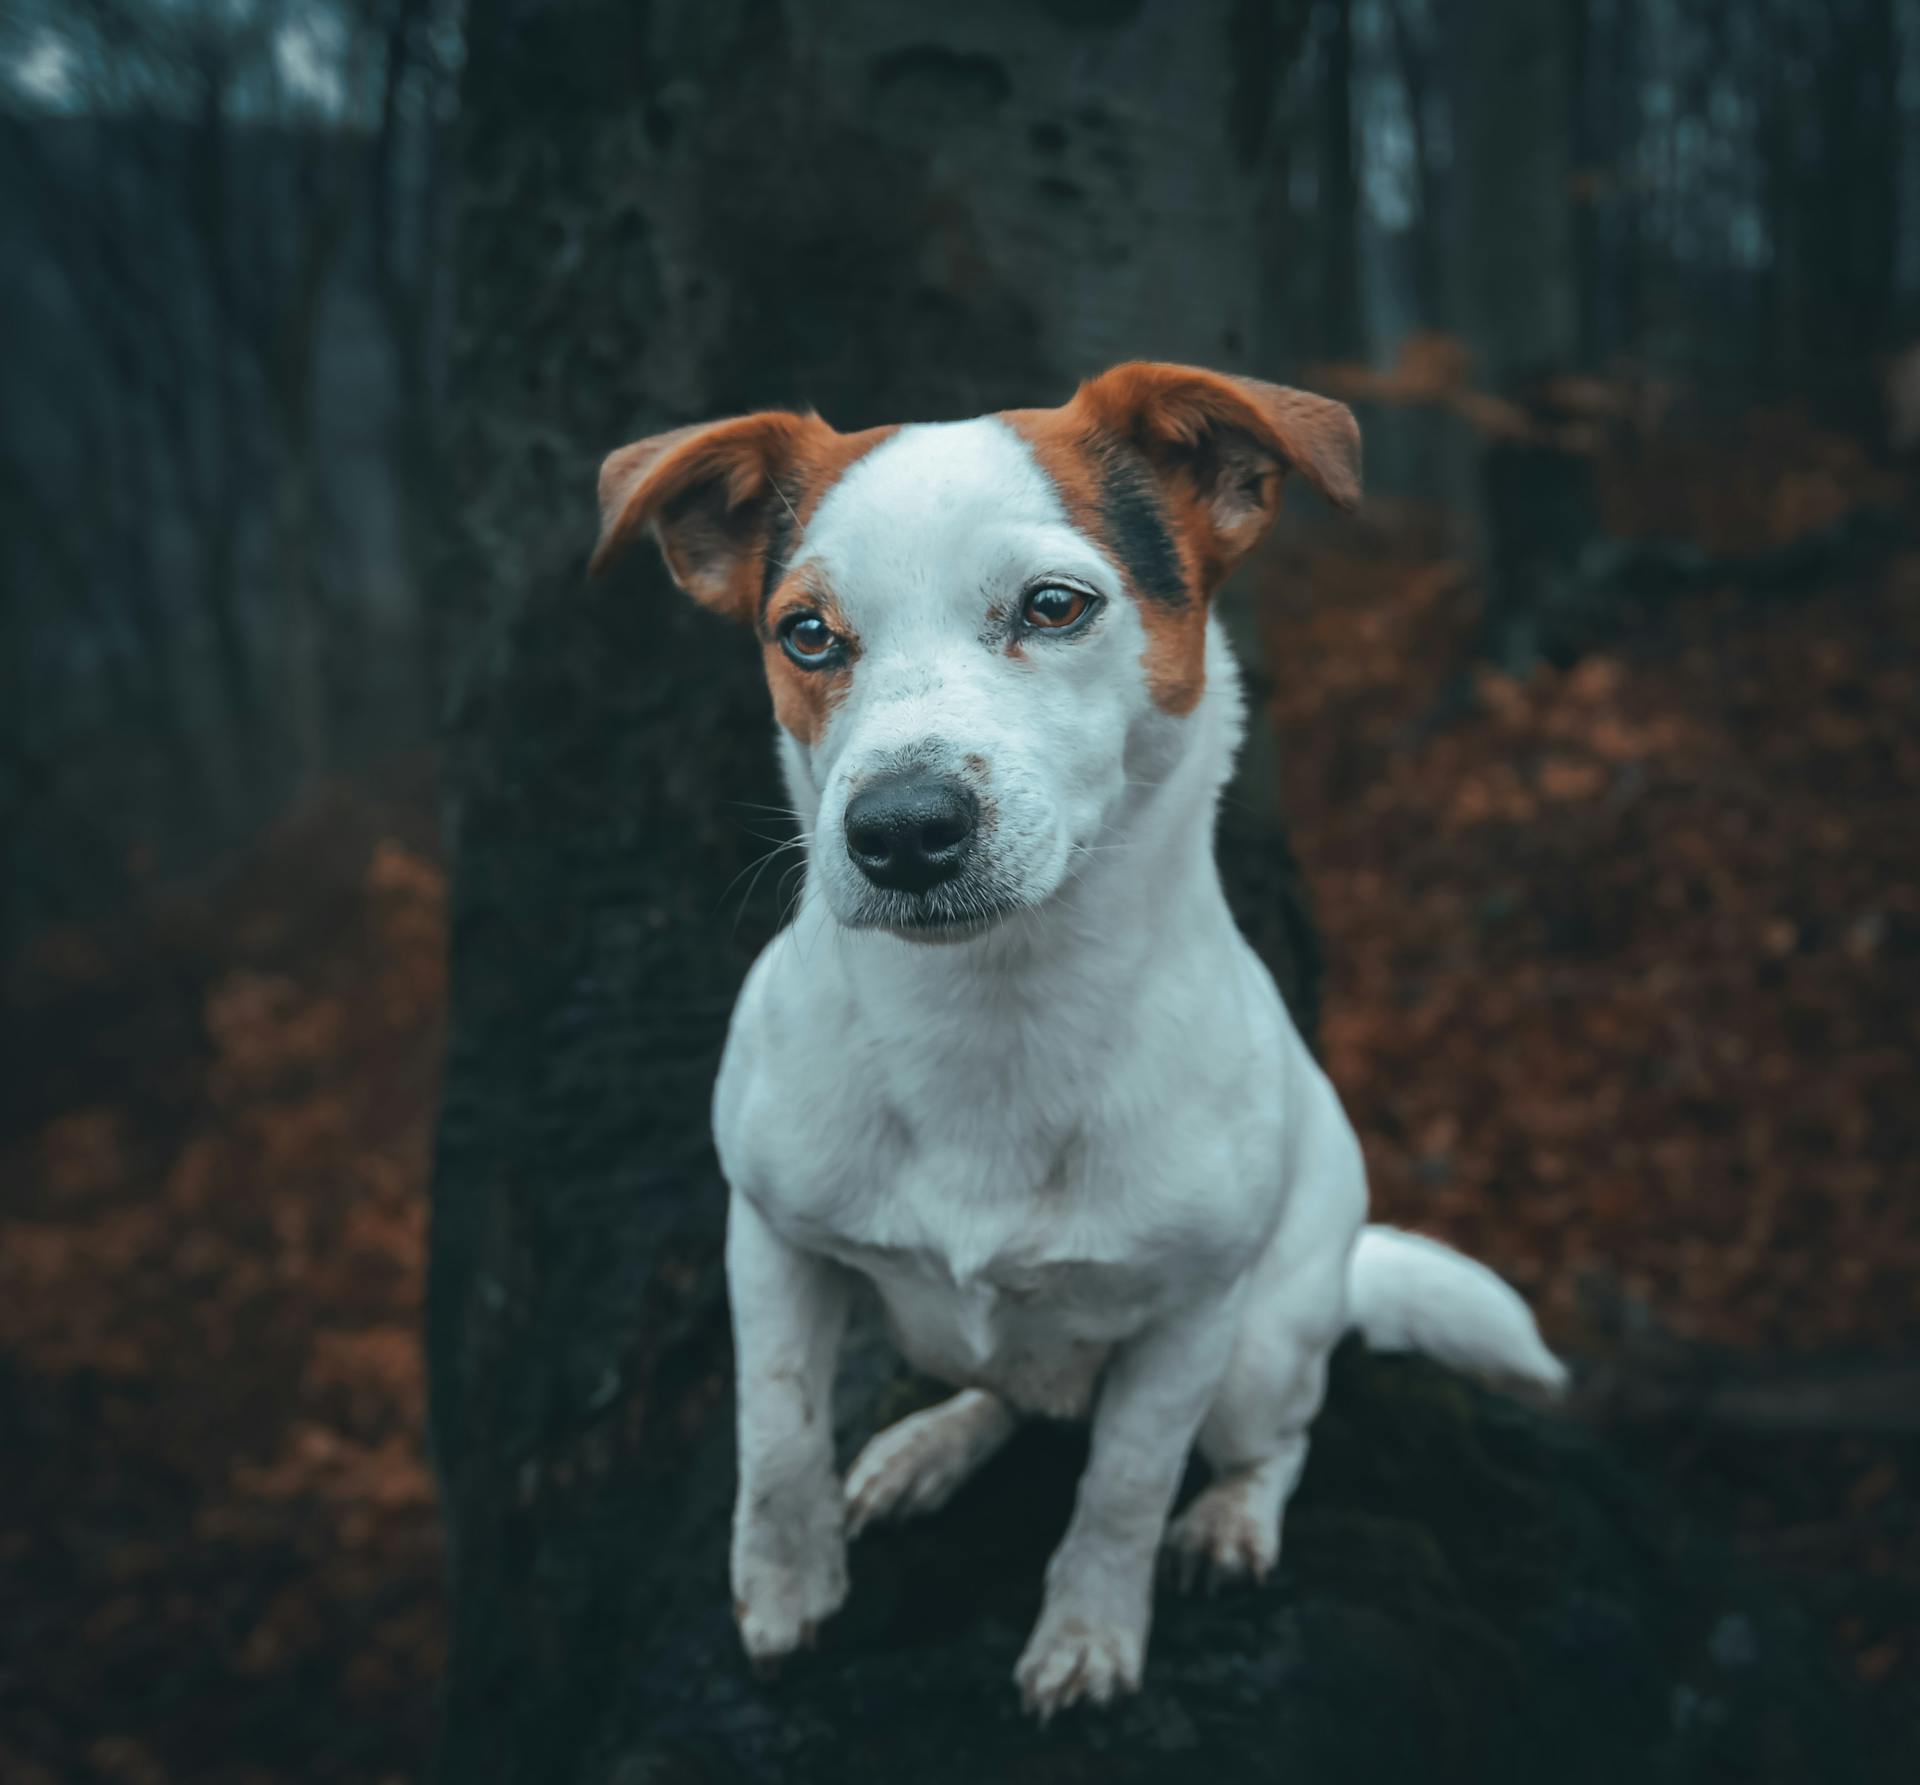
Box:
left=726, top=1189, right=851, bottom=1668
left=1015, top=1292, right=1244, bottom=1719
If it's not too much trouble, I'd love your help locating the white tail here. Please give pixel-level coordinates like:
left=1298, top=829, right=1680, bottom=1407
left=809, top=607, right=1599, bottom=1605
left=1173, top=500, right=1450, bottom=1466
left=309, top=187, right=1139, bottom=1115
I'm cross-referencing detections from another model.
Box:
left=1347, top=1225, right=1568, bottom=1393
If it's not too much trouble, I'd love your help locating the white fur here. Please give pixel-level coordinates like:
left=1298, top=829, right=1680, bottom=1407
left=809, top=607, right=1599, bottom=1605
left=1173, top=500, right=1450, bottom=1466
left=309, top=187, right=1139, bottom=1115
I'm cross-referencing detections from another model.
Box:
left=714, top=420, right=1562, bottom=1717
left=780, top=419, right=1180, bottom=937
left=1348, top=1226, right=1568, bottom=1392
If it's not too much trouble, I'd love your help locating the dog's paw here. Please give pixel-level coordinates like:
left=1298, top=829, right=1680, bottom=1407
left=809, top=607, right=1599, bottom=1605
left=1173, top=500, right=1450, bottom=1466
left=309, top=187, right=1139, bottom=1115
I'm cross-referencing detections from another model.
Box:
left=845, top=1391, right=1012, bottom=1536
left=1014, top=1610, right=1144, bottom=1721
left=1163, top=1473, right=1282, bottom=1593
left=732, top=1544, right=847, bottom=1671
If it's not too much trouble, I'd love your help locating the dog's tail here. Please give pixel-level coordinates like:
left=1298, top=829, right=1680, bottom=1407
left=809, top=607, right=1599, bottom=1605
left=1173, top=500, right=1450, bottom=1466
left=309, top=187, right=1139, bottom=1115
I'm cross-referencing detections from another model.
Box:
left=1346, top=1225, right=1568, bottom=1393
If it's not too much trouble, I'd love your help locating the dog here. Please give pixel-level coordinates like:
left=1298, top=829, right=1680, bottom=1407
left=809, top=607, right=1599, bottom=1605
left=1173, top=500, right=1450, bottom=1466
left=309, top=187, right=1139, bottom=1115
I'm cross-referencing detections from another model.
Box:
left=590, top=362, right=1566, bottom=1719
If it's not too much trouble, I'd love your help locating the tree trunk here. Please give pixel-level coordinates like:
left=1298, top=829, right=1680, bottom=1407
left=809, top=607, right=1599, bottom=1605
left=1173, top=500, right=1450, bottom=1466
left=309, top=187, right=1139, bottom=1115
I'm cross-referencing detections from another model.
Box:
left=426, top=4, right=1861, bottom=1779
left=1386, top=0, right=1444, bottom=331
left=1610, top=0, right=1645, bottom=361
left=1318, top=0, right=1364, bottom=360
left=1448, top=0, right=1601, bottom=669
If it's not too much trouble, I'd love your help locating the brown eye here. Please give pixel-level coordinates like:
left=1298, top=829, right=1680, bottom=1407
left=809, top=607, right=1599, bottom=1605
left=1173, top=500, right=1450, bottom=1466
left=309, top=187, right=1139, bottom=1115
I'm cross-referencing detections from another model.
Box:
left=779, top=612, right=841, bottom=665
left=1021, top=584, right=1095, bottom=631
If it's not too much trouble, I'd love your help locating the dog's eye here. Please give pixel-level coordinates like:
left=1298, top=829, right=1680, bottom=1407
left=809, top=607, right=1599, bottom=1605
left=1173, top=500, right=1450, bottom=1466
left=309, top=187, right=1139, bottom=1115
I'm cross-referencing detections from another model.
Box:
left=778, top=612, right=841, bottom=665
left=1021, top=585, right=1095, bottom=631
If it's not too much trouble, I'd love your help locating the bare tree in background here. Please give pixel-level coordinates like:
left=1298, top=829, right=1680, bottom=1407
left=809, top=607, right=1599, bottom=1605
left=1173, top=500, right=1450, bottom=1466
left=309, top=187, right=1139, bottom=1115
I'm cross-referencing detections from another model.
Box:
left=0, top=0, right=457, bottom=946
left=1448, top=0, right=1597, bottom=668
left=6, top=0, right=1916, bottom=953
left=426, top=6, right=1344, bottom=1777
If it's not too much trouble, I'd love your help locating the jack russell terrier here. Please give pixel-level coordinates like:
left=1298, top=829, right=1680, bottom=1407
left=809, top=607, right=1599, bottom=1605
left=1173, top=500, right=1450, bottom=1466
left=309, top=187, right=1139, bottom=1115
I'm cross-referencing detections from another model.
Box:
left=590, top=362, right=1566, bottom=1720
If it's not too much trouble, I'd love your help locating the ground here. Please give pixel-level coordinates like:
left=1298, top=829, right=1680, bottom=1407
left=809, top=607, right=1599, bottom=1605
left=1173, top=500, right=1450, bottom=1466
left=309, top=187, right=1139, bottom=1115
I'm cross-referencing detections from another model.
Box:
left=0, top=780, right=446, bottom=1785
left=0, top=418, right=1914, bottom=1783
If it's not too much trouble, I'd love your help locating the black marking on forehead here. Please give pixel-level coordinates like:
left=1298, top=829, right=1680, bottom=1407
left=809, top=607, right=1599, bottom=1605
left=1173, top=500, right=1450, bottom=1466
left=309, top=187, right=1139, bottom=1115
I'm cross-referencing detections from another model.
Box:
left=1093, top=446, right=1188, bottom=609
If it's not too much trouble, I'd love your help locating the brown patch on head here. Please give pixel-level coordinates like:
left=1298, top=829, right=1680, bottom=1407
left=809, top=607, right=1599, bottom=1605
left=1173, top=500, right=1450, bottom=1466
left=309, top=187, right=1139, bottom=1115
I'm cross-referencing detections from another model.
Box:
left=758, top=572, right=857, bottom=747
left=1073, top=362, right=1362, bottom=546
left=1132, top=592, right=1208, bottom=714
left=1000, top=404, right=1107, bottom=542
left=589, top=412, right=897, bottom=614
left=1004, top=364, right=1361, bottom=716
left=591, top=411, right=819, bottom=618
left=591, top=411, right=896, bottom=740
left=1003, top=400, right=1210, bottom=714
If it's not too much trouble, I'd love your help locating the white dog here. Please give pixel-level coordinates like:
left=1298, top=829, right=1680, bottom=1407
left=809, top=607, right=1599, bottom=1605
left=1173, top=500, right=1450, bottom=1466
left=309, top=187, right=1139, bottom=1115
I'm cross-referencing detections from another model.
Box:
left=591, top=363, right=1566, bottom=1720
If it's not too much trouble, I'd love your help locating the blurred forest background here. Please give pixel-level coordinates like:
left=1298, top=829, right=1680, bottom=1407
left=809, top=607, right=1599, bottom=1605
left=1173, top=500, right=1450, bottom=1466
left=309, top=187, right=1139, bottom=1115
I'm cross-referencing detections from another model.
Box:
left=1, top=1, right=1918, bottom=1782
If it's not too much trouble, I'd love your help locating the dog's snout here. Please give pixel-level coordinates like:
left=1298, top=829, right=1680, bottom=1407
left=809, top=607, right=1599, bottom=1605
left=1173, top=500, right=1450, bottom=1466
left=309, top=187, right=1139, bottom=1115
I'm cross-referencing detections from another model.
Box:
left=844, top=771, right=978, bottom=893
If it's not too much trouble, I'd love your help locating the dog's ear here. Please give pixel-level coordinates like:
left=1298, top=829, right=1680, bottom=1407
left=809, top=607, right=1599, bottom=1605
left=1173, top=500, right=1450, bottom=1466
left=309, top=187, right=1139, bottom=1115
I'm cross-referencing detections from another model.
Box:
left=590, top=411, right=833, bottom=622
left=1071, top=362, right=1361, bottom=591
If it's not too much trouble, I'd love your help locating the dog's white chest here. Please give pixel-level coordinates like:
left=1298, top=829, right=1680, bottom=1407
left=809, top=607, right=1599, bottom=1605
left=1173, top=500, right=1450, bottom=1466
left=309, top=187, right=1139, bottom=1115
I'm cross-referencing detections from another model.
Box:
left=731, top=1080, right=1246, bottom=1418
left=847, top=1242, right=1129, bottom=1418
left=714, top=881, right=1293, bottom=1418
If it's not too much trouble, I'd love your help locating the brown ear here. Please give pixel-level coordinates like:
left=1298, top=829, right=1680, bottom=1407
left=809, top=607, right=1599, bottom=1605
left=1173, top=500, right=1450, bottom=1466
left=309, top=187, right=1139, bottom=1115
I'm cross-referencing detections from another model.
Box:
left=589, top=411, right=830, bottom=622
left=1071, top=362, right=1362, bottom=589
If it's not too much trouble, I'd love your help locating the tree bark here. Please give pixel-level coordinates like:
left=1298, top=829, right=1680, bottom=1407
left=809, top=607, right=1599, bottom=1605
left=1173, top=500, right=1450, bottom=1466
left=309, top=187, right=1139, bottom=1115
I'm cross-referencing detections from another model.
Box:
left=1448, top=0, right=1601, bottom=670
left=1317, top=0, right=1364, bottom=361
left=426, top=4, right=1863, bottom=1779
left=1386, top=0, right=1444, bottom=331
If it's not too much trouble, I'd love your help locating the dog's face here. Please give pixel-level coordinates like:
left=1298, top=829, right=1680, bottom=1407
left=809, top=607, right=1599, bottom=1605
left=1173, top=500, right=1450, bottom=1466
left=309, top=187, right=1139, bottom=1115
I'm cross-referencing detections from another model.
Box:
left=592, top=363, right=1359, bottom=940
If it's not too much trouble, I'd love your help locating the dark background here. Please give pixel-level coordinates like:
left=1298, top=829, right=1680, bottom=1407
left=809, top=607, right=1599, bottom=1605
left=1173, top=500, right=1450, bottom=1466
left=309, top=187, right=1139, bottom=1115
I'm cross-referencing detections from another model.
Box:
left=2, top=3, right=1917, bottom=1782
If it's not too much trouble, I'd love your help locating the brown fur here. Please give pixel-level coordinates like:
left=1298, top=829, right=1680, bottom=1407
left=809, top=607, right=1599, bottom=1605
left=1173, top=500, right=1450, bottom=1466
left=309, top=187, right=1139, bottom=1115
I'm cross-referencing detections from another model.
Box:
left=592, top=413, right=896, bottom=741
left=592, top=365, right=1359, bottom=730
left=998, top=405, right=1107, bottom=542
left=1002, top=402, right=1211, bottom=715
left=591, top=414, right=898, bottom=621
left=1072, top=362, right=1362, bottom=528
left=592, top=412, right=814, bottom=616
left=1006, top=364, right=1361, bottom=716
left=1131, top=582, right=1209, bottom=715
left=760, top=575, right=856, bottom=747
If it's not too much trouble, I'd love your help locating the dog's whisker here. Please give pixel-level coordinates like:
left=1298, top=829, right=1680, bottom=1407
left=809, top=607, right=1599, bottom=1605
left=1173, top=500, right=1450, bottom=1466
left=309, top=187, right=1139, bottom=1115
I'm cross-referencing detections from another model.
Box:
left=777, top=861, right=809, bottom=918
left=736, top=828, right=807, bottom=853
left=720, top=838, right=810, bottom=936
left=767, top=476, right=803, bottom=529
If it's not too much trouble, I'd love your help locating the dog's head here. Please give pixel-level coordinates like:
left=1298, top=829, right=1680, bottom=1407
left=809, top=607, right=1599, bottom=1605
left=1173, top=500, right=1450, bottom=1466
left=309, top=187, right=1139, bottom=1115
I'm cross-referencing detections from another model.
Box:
left=591, top=363, right=1360, bottom=941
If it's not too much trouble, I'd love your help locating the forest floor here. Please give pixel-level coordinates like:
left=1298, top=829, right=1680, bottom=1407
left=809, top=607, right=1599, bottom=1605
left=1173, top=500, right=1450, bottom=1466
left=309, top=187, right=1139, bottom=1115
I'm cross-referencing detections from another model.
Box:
left=1, top=419, right=1915, bottom=1784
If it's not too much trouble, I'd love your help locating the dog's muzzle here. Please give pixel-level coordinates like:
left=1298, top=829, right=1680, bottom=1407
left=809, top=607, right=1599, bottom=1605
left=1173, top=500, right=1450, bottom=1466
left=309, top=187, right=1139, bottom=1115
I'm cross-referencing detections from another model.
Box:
left=843, top=769, right=978, bottom=894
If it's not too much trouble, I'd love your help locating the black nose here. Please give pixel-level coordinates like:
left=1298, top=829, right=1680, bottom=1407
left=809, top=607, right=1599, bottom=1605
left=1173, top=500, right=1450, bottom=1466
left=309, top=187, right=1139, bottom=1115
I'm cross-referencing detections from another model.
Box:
left=844, top=771, right=978, bottom=893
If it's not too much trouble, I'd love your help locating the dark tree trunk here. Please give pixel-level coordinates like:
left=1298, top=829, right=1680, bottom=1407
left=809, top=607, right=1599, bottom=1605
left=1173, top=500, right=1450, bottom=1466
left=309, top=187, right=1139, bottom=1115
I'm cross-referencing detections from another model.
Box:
left=1828, top=0, right=1900, bottom=368
left=1568, top=0, right=1603, bottom=370
left=1610, top=0, right=1645, bottom=362
left=1449, top=0, right=1602, bottom=670
left=1318, top=0, right=1364, bottom=360
left=1759, top=20, right=1803, bottom=388
left=1386, top=0, right=1444, bottom=331
left=426, top=4, right=1865, bottom=1780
